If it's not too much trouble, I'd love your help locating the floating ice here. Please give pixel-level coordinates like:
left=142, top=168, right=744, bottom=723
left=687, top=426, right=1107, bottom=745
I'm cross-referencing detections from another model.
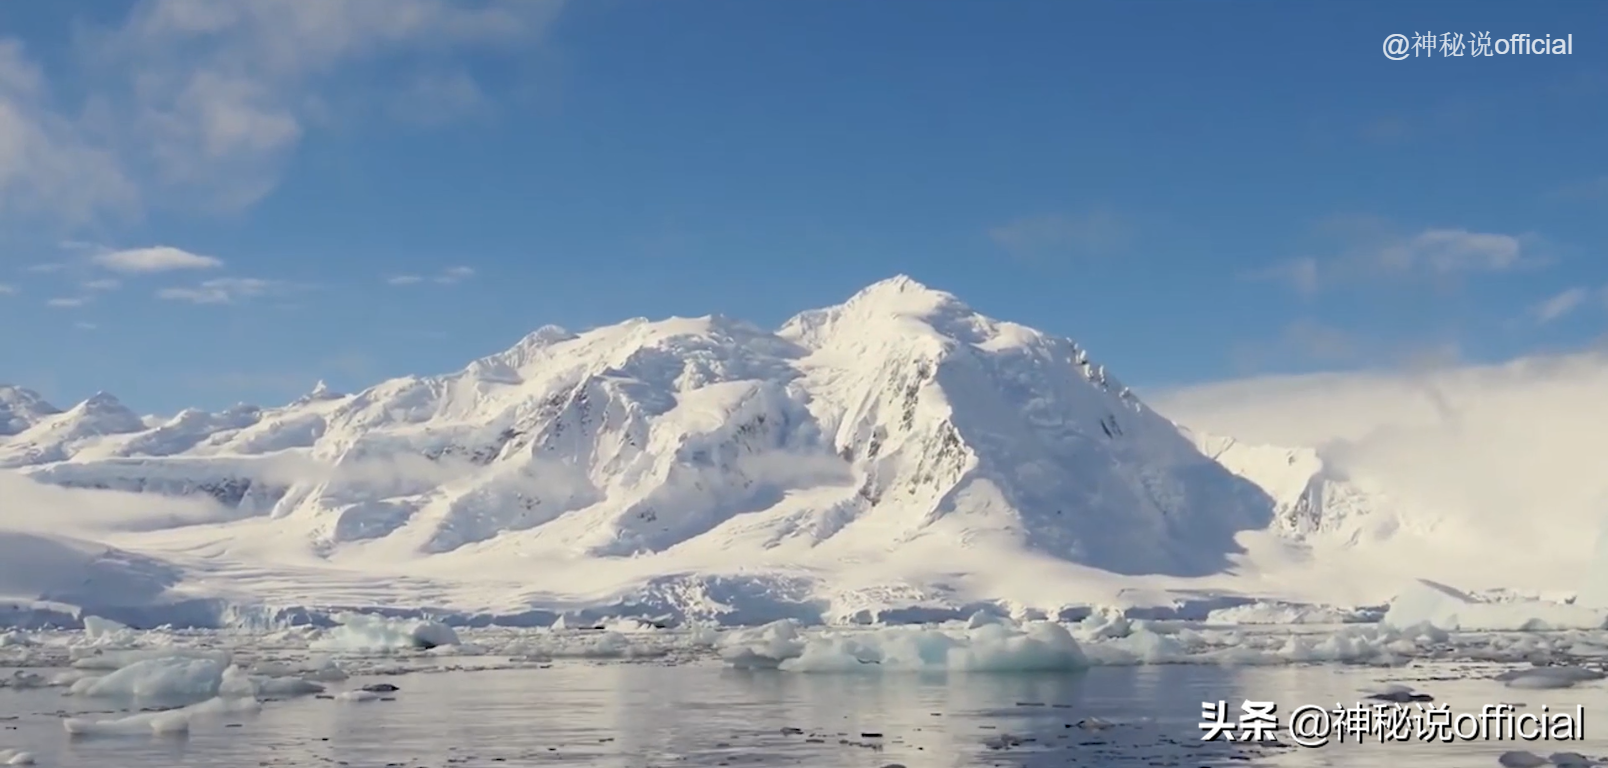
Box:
left=1, top=670, right=46, bottom=689
left=82, top=615, right=131, bottom=641
left=1382, top=579, right=1607, bottom=632
left=0, top=631, right=32, bottom=647
left=0, top=749, right=35, bottom=765
left=70, top=648, right=230, bottom=671
left=1205, top=600, right=1369, bottom=625
left=1496, top=665, right=1606, bottom=690
left=310, top=613, right=461, bottom=653
left=504, top=626, right=719, bottom=661
left=721, top=619, right=1089, bottom=673
left=72, top=655, right=228, bottom=703
left=62, top=694, right=261, bottom=737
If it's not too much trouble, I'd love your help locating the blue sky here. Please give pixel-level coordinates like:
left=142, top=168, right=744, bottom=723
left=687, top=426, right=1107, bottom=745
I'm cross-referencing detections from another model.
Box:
left=0, top=0, right=1604, bottom=414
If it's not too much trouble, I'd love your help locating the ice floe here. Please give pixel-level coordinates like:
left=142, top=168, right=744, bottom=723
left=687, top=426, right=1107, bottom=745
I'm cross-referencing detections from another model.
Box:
left=1382, top=579, right=1608, bottom=632
left=721, top=619, right=1091, bottom=672
left=309, top=612, right=461, bottom=653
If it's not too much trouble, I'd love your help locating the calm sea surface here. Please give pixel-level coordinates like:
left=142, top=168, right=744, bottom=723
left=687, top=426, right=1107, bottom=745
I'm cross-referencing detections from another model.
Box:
left=3, top=658, right=1603, bottom=767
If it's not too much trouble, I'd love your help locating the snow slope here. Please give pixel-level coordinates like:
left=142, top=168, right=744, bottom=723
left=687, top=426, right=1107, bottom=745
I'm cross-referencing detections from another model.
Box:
left=3, top=276, right=1591, bottom=627
left=0, top=385, right=61, bottom=436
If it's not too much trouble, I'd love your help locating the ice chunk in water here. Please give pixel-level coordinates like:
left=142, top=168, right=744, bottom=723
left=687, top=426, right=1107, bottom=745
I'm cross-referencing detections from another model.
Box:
left=62, top=695, right=261, bottom=737
left=1382, top=579, right=1607, bottom=632
left=72, top=655, right=227, bottom=703
left=310, top=613, right=461, bottom=652
left=722, top=620, right=1089, bottom=673
left=1496, top=665, right=1606, bottom=690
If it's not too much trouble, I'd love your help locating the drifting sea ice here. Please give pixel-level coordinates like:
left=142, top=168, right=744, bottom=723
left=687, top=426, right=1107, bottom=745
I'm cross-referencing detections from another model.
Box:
left=309, top=613, right=461, bottom=653
left=55, top=649, right=333, bottom=737
left=1382, top=579, right=1608, bottom=632
left=1496, top=665, right=1608, bottom=690
left=81, top=616, right=132, bottom=643
left=62, top=694, right=263, bottom=737
left=721, top=619, right=1090, bottom=672
left=70, top=655, right=229, bottom=702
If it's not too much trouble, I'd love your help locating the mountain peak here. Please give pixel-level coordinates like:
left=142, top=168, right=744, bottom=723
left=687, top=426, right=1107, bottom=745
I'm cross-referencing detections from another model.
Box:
left=780, top=275, right=984, bottom=351
left=297, top=380, right=344, bottom=404
left=76, top=391, right=126, bottom=412
left=847, top=275, right=961, bottom=310
left=844, top=276, right=973, bottom=325
left=0, top=384, right=62, bottom=436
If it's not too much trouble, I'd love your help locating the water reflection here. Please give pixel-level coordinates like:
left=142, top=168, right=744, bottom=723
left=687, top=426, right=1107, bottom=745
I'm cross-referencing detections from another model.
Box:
left=6, top=660, right=1604, bottom=767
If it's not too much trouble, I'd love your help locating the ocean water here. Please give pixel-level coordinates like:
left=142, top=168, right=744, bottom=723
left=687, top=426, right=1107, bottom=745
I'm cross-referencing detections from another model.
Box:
left=4, top=657, right=1603, bottom=767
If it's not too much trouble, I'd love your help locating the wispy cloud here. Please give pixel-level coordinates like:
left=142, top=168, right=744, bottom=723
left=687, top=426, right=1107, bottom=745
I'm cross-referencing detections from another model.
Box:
left=93, top=245, right=222, bottom=273
left=387, top=266, right=476, bottom=286
left=989, top=209, right=1131, bottom=260
left=1248, top=216, right=1548, bottom=297
left=435, top=266, right=475, bottom=284
left=1533, top=287, right=1590, bottom=324
left=82, top=278, right=122, bottom=291
left=46, top=297, right=88, bottom=308
left=0, top=0, right=567, bottom=223
left=1530, top=286, right=1607, bottom=325
left=74, top=321, right=97, bottom=331
left=156, top=277, right=282, bottom=304
left=0, top=283, right=15, bottom=295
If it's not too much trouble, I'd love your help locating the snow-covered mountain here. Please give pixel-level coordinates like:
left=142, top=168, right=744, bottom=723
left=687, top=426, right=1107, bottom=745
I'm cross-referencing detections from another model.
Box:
left=1185, top=432, right=1401, bottom=546
left=0, top=385, right=63, bottom=437
left=0, top=276, right=1333, bottom=625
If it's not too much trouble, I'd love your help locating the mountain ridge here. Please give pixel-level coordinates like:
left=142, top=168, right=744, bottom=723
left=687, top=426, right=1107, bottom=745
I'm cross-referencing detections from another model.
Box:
left=1, top=276, right=1306, bottom=624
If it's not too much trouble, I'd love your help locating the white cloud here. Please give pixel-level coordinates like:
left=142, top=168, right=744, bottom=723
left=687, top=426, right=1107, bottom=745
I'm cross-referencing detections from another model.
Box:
left=989, top=209, right=1131, bottom=259
left=92, top=245, right=223, bottom=272
left=156, top=276, right=279, bottom=304
left=1379, top=228, right=1526, bottom=274
left=434, top=265, right=475, bottom=284
left=0, top=41, right=137, bottom=223
left=0, top=283, right=15, bottom=295
left=1149, top=351, right=1608, bottom=591
left=46, top=297, right=87, bottom=308
left=82, top=278, right=122, bottom=291
left=75, top=321, right=97, bottom=331
left=1249, top=219, right=1546, bottom=295
left=388, top=266, right=475, bottom=286
left=1532, top=287, right=1593, bottom=324
left=0, top=0, right=566, bottom=222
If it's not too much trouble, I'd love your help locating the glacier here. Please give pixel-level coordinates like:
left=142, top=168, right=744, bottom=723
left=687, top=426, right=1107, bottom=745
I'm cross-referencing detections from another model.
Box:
left=0, top=276, right=1594, bottom=629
